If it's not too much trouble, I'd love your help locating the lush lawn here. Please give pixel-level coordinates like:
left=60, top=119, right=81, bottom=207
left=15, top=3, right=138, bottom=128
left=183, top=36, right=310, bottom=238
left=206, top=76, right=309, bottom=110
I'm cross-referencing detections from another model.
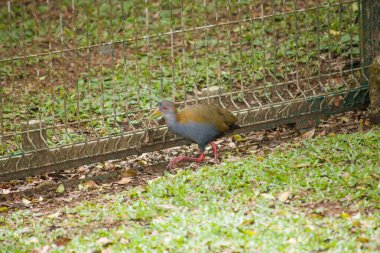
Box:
left=1, top=129, right=379, bottom=252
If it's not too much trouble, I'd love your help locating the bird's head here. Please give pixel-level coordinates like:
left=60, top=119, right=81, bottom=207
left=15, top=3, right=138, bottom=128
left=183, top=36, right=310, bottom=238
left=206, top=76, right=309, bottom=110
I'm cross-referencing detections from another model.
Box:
left=150, top=100, right=176, bottom=119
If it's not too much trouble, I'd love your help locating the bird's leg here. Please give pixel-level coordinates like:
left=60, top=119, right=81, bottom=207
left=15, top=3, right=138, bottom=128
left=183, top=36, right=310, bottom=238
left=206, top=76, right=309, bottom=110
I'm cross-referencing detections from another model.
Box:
left=209, top=142, right=220, bottom=164
left=166, top=152, right=205, bottom=169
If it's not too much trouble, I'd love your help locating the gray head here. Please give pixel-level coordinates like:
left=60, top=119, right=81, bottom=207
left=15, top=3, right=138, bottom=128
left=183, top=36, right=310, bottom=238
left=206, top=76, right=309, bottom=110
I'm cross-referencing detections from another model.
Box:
left=151, top=100, right=177, bottom=119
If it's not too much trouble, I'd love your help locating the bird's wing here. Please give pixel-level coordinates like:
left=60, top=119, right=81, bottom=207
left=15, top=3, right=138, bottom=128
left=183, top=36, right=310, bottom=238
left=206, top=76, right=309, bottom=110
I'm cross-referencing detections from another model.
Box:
left=177, top=104, right=237, bottom=132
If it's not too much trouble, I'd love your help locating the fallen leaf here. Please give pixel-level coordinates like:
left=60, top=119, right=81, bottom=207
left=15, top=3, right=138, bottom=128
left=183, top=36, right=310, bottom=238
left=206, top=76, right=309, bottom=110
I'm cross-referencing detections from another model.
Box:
left=356, top=237, right=369, bottom=243
left=330, top=29, right=341, bottom=36
left=341, top=116, right=350, bottom=123
left=228, top=142, right=237, bottom=149
left=156, top=204, right=175, bottom=210
left=311, top=213, right=324, bottom=218
left=120, top=168, right=138, bottom=177
left=97, top=237, right=113, bottom=246
left=29, top=237, right=39, bottom=243
left=300, top=128, right=315, bottom=140
left=278, top=191, right=291, bottom=202
left=256, top=156, right=265, bottom=162
left=241, top=218, right=255, bottom=226
left=340, top=212, right=351, bottom=219
left=238, top=228, right=256, bottom=236
left=48, top=211, right=60, bottom=219
left=56, top=184, right=65, bottom=193
left=333, top=96, right=343, bottom=107
left=0, top=206, right=9, bottom=212
left=233, top=134, right=243, bottom=142
left=83, top=180, right=98, bottom=190
left=22, top=198, right=31, bottom=206
left=1, top=188, right=11, bottom=194
left=117, top=177, right=132, bottom=185
left=54, top=237, right=72, bottom=247
left=261, top=193, right=275, bottom=200
left=37, top=245, right=50, bottom=253
left=226, top=156, right=240, bottom=162
left=296, top=163, right=310, bottom=168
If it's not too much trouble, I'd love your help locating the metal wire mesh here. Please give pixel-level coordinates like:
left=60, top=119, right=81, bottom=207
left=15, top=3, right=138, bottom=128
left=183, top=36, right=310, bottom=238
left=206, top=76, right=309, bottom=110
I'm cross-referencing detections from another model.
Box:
left=0, top=0, right=370, bottom=180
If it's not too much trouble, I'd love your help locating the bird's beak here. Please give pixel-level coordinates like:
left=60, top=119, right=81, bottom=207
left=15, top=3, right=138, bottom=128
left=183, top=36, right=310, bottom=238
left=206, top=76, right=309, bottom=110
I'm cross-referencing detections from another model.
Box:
left=149, top=108, right=161, bottom=119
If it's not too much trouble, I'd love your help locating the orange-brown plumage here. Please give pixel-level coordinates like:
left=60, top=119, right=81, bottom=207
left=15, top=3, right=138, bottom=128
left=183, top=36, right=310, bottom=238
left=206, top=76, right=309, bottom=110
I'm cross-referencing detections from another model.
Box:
left=152, top=100, right=239, bottom=168
left=176, top=104, right=237, bottom=132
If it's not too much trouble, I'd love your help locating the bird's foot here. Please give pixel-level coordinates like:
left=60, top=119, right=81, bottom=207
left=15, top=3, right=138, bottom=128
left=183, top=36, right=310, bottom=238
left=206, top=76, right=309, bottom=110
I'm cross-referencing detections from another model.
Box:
left=166, top=153, right=206, bottom=169
left=166, top=156, right=186, bottom=169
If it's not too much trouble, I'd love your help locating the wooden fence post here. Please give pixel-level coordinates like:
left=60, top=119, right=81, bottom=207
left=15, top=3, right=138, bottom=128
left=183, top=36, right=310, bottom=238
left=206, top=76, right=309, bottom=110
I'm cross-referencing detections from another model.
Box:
left=362, top=0, right=380, bottom=124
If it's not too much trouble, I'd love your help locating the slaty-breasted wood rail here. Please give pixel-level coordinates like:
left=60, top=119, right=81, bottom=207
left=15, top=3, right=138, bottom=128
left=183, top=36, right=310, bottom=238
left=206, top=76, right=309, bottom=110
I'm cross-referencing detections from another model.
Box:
left=151, top=100, right=239, bottom=168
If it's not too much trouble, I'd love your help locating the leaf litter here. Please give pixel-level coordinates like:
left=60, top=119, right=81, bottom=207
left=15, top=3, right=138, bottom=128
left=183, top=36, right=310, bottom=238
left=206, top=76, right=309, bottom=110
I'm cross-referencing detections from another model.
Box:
left=0, top=110, right=372, bottom=216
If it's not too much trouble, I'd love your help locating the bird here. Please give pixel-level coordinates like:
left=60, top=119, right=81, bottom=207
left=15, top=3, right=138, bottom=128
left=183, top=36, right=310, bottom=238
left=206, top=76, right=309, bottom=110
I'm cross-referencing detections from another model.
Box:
left=150, top=100, right=239, bottom=168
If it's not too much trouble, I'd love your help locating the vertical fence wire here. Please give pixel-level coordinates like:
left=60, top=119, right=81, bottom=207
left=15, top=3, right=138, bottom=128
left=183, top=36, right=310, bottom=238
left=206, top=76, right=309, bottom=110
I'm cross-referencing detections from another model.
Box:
left=0, top=0, right=371, bottom=180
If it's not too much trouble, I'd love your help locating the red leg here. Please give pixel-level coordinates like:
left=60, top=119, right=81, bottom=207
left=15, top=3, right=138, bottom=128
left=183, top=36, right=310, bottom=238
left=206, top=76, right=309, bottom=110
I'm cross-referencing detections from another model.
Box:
left=167, top=153, right=205, bottom=169
left=209, top=142, right=220, bottom=164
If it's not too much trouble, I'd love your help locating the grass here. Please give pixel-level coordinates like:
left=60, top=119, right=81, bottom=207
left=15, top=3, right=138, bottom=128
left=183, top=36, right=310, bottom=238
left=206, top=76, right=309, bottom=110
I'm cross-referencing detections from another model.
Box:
left=0, top=0, right=362, bottom=156
left=1, top=130, right=379, bottom=252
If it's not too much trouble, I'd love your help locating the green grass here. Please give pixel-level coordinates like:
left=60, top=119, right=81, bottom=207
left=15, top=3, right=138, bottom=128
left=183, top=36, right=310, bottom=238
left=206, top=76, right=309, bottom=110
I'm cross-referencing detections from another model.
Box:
left=1, top=130, right=379, bottom=252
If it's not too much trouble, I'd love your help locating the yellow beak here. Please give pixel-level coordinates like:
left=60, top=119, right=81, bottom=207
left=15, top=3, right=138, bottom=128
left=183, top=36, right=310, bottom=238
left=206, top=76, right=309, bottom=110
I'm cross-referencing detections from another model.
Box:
left=149, top=108, right=162, bottom=119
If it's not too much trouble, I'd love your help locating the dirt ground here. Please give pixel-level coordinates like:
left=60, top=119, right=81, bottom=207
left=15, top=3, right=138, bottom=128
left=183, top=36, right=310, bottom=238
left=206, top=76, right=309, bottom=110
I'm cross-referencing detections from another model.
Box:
left=0, top=109, right=371, bottom=216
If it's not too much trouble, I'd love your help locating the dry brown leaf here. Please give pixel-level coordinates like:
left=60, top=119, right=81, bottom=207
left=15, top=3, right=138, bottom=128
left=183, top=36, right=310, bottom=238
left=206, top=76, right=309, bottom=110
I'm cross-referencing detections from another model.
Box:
left=228, top=142, right=237, bottom=149
left=356, top=237, right=369, bottom=243
left=22, top=198, right=31, bottom=206
left=97, top=237, right=112, bottom=246
left=278, top=191, right=291, bottom=202
left=83, top=180, right=98, bottom=190
left=300, top=128, right=315, bottom=140
left=54, top=237, right=72, bottom=247
left=48, top=211, right=60, bottom=219
left=226, top=156, right=240, bottom=162
left=296, top=163, right=310, bottom=168
left=341, top=116, right=350, bottom=123
left=117, top=177, right=132, bottom=185
left=120, top=168, right=138, bottom=177
left=41, top=245, right=51, bottom=253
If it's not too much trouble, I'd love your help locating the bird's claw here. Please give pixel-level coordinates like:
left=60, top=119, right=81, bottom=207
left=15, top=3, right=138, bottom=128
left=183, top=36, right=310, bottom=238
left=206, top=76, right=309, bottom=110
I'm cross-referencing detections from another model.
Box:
left=166, top=157, right=183, bottom=169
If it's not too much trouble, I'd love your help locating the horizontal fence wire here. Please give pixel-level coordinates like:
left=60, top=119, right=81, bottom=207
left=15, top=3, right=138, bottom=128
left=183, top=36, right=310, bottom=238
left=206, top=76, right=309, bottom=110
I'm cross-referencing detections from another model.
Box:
left=0, top=0, right=370, bottom=180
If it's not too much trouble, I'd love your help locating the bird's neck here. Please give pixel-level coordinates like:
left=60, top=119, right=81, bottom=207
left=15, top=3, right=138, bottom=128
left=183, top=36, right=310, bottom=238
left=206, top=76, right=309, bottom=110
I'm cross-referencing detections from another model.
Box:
left=164, top=112, right=179, bottom=127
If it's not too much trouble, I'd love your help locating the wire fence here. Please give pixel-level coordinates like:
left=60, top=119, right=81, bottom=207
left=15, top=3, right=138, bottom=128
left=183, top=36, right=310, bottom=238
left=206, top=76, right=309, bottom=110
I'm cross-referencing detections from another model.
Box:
left=0, top=0, right=372, bottom=181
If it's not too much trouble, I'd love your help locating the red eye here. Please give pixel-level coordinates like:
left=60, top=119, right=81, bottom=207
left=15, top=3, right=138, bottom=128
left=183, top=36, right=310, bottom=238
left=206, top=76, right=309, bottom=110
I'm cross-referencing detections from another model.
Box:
left=162, top=106, right=168, bottom=110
